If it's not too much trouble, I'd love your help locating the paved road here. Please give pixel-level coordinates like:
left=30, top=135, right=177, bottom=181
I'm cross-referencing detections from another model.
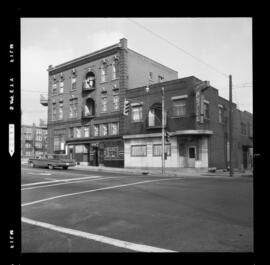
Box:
left=21, top=165, right=253, bottom=252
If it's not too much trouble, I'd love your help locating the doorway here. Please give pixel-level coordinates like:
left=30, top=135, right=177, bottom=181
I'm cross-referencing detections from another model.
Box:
left=187, top=146, right=196, bottom=167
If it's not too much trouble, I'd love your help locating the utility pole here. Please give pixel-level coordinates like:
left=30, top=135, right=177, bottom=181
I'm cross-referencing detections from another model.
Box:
left=229, top=75, right=233, bottom=177
left=161, top=87, right=165, bottom=175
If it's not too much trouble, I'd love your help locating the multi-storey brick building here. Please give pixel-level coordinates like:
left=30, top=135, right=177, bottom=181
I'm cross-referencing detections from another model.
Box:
left=46, top=38, right=178, bottom=167
left=21, top=121, right=48, bottom=158
left=123, top=76, right=253, bottom=171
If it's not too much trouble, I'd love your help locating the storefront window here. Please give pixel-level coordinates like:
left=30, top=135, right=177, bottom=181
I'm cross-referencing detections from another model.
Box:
left=131, top=145, right=147, bottom=156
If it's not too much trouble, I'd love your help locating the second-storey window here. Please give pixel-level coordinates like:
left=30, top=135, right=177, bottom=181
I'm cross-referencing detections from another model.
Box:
left=94, top=125, right=99, bottom=137
left=69, top=98, right=78, bottom=118
left=101, top=97, right=107, bottom=112
left=83, top=126, right=90, bottom=137
left=131, top=105, right=143, bottom=122
left=110, top=122, right=119, bottom=135
left=203, top=102, right=210, bottom=119
left=218, top=106, right=224, bottom=123
left=100, top=124, right=108, bottom=136
left=173, top=99, right=186, bottom=116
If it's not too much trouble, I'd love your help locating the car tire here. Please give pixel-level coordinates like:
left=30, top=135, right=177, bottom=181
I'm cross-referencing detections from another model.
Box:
left=48, top=164, right=54, bottom=170
left=63, top=166, right=68, bottom=170
left=29, top=162, right=35, bottom=168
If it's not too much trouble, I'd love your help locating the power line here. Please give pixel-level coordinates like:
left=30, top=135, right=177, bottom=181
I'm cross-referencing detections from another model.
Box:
left=127, top=18, right=229, bottom=78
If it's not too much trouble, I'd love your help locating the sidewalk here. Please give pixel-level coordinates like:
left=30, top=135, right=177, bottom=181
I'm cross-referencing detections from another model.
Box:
left=72, top=164, right=253, bottom=178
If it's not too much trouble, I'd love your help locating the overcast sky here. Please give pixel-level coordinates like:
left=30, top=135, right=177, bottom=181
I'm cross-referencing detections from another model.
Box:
left=21, top=17, right=252, bottom=126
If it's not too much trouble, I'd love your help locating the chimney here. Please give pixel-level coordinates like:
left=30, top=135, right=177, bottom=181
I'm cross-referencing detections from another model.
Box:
left=120, top=38, right=127, bottom=49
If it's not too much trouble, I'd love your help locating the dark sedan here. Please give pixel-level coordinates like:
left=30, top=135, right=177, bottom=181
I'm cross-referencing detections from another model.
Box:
left=28, top=154, right=76, bottom=170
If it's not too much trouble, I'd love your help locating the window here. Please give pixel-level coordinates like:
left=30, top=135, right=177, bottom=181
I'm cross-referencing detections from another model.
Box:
left=131, top=145, right=147, bottom=157
left=53, top=135, right=65, bottom=152
left=148, top=109, right=155, bottom=126
left=101, top=97, right=107, bottom=112
left=110, top=122, right=119, bottom=135
left=173, top=99, right=186, bottom=116
left=59, top=101, right=63, bottom=120
left=59, top=81, right=64, bottom=94
left=35, top=142, right=42, bottom=149
left=153, top=144, right=171, bottom=157
left=203, top=102, right=210, bottom=119
left=241, top=122, right=247, bottom=135
left=94, top=125, right=99, bottom=137
left=52, top=103, right=57, bottom=121
left=83, top=126, right=89, bottom=137
left=149, top=72, right=153, bottom=81
left=75, top=145, right=88, bottom=153
left=218, top=106, right=224, bottom=123
left=84, top=71, right=95, bottom=89
left=74, top=127, right=81, bottom=138
left=113, top=95, right=120, bottom=110
left=100, top=63, right=108, bottom=83
left=105, top=146, right=119, bottom=158
left=100, top=124, right=108, bottom=136
left=35, top=135, right=42, bottom=141
left=52, top=83, right=57, bottom=95
left=71, top=77, right=76, bottom=90
left=158, top=75, right=164, bottom=83
left=69, top=127, right=74, bottom=138
left=131, top=106, right=143, bottom=122
left=69, top=98, right=78, bottom=118
left=112, top=59, right=119, bottom=80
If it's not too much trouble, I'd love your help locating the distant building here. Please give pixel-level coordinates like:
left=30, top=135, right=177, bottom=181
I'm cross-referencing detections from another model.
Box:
left=21, top=121, right=48, bottom=158
left=123, top=76, right=253, bottom=171
left=46, top=38, right=178, bottom=167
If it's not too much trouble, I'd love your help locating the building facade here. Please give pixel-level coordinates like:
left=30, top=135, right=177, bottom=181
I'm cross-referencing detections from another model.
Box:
left=46, top=38, right=178, bottom=167
left=123, top=76, right=253, bottom=171
left=21, top=122, right=48, bottom=158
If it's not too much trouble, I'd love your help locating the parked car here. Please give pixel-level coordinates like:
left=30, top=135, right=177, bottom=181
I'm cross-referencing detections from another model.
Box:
left=28, top=154, right=76, bottom=170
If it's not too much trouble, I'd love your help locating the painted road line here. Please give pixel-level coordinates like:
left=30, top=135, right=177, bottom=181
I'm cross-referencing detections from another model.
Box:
left=21, top=176, right=102, bottom=187
left=28, top=173, right=52, bottom=176
left=22, top=177, right=184, bottom=207
left=22, top=168, right=103, bottom=178
left=45, top=178, right=58, bottom=181
left=22, top=217, right=175, bottom=252
left=21, top=176, right=123, bottom=191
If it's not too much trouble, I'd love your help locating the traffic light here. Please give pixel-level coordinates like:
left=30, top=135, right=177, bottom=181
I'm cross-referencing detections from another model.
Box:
left=123, top=99, right=130, bottom=116
left=165, top=130, right=170, bottom=142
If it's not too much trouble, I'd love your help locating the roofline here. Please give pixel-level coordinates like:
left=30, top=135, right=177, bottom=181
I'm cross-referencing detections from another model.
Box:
left=47, top=43, right=121, bottom=72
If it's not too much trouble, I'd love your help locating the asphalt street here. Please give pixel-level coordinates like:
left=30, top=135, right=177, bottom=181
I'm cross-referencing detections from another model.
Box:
left=21, top=165, right=253, bottom=252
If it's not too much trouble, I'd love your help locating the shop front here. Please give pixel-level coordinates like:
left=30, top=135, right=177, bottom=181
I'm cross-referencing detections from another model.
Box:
left=66, top=138, right=124, bottom=167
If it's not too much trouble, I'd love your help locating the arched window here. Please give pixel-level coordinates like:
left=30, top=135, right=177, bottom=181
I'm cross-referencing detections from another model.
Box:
left=84, top=71, right=96, bottom=89
left=112, top=58, right=119, bottom=80
left=84, top=98, right=95, bottom=117
left=100, top=62, right=108, bottom=82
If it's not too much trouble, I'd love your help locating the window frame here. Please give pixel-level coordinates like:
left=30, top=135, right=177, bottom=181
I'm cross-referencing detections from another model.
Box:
left=131, top=105, right=143, bottom=122
left=172, top=98, right=186, bottom=117
left=152, top=144, right=171, bottom=157
left=131, top=145, right=147, bottom=157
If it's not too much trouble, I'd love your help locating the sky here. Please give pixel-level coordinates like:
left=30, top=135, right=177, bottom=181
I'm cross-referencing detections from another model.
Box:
left=21, top=17, right=252, bottom=126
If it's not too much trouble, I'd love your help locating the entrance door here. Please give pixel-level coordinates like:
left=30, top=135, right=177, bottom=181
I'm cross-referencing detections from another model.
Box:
left=69, top=147, right=74, bottom=160
left=187, top=146, right=196, bottom=167
left=93, top=146, right=99, bottom=166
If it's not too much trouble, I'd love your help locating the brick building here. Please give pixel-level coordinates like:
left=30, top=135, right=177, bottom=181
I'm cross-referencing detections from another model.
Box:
left=46, top=38, right=178, bottom=167
left=21, top=121, right=48, bottom=158
left=123, top=76, right=253, bottom=171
